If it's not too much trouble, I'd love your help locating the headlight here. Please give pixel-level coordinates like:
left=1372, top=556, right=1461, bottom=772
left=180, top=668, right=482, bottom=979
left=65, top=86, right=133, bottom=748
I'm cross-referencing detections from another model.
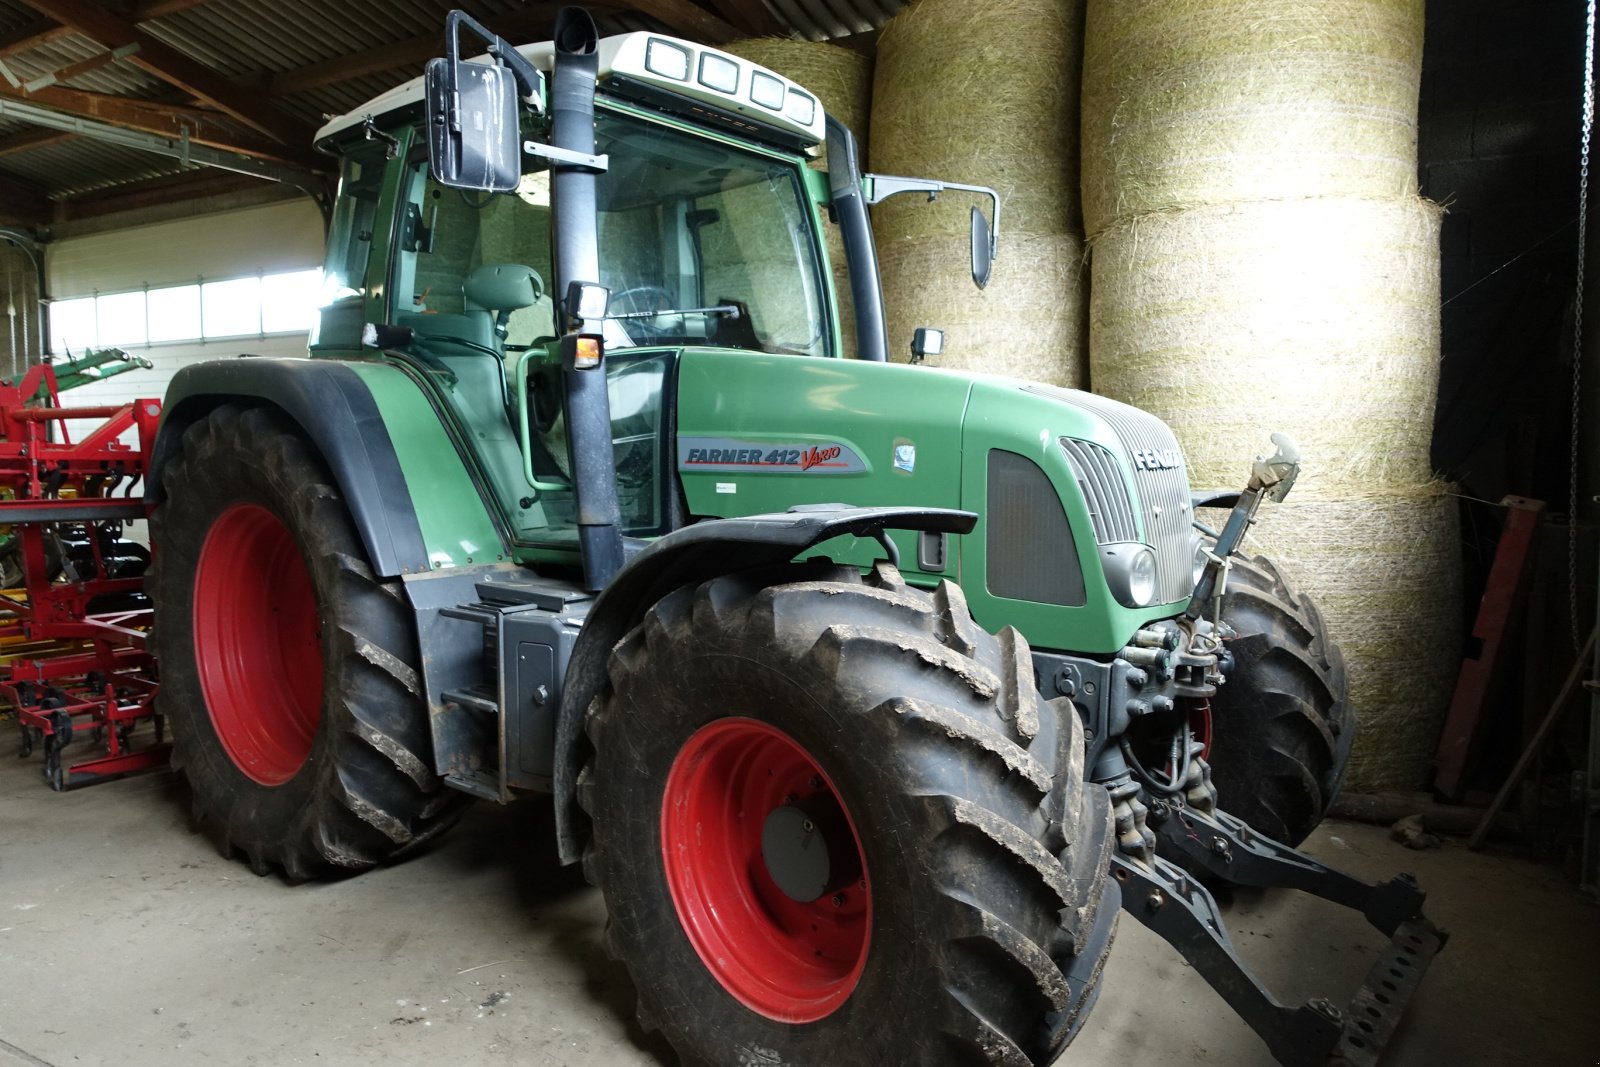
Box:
left=1102, top=543, right=1158, bottom=608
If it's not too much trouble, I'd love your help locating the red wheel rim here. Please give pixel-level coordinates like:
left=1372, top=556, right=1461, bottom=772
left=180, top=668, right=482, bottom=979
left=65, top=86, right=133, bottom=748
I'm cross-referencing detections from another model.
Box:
left=193, top=503, right=324, bottom=786
left=661, top=717, right=871, bottom=1023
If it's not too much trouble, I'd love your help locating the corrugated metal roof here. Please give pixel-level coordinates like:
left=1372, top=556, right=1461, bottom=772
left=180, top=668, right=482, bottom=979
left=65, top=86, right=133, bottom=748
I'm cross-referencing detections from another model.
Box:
left=3, top=139, right=184, bottom=198
left=0, top=0, right=908, bottom=216
left=1, top=34, right=166, bottom=97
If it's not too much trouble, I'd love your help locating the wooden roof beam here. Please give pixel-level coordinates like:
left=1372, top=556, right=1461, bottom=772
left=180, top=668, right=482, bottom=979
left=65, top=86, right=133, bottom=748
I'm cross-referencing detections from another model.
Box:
left=16, top=0, right=310, bottom=145
left=0, top=127, right=74, bottom=156
left=627, top=0, right=742, bottom=44
left=700, top=0, right=787, bottom=38
left=267, top=2, right=631, bottom=97
left=0, top=17, right=70, bottom=59
left=0, top=81, right=321, bottom=169
left=0, top=0, right=209, bottom=61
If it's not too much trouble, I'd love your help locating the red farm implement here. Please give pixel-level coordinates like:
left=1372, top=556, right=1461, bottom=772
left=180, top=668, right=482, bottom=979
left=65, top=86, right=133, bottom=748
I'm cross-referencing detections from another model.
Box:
left=0, top=358, right=163, bottom=789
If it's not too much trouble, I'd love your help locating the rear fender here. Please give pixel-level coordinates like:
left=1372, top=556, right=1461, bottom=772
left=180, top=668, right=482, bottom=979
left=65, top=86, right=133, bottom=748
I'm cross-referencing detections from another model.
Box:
left=552, top=504, right=977, bottom=864
left=151, top=358, right=502, bottom=578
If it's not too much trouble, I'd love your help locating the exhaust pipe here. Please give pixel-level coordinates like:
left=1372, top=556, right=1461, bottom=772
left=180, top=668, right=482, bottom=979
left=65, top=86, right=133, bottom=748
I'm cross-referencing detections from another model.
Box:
left=549, top=6, right=624, bottom=591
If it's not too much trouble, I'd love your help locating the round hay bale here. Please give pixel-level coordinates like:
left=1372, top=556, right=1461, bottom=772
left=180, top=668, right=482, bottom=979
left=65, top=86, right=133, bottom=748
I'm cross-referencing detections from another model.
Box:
left=1089, top=196, right=1441, bottom=499
left=1230, top=491, right=1461, bottom=792
left=722, top=37, right=873, bottom=148
left=1081, top=0, right=1424, bottom=236
left=721, top=40, right=873, bottom=355
left=879, top=230, right=1086, bottom=386
left=870, top=0, right=1085, bottom=239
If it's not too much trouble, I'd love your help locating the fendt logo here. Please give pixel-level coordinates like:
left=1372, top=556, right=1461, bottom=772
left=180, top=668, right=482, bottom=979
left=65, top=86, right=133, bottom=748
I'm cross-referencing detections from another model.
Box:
left=1132, top=448, right=1182, bottom=472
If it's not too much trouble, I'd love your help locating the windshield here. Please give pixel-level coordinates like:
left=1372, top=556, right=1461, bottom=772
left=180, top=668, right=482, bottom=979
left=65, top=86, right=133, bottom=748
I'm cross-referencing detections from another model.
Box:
left=392, top=108, right=830, bottom=358
left=592, top=111, right=830, bottom=355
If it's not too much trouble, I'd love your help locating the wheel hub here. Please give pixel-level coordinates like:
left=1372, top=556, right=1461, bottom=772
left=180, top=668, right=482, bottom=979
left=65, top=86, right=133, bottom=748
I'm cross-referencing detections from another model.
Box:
left=761, top=794, right=861, bottom=904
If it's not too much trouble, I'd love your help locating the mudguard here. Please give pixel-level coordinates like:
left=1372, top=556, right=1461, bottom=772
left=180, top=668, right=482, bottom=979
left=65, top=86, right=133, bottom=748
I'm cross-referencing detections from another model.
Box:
left=552, top=504, right=977, bottom=864
left=151, top=358, right=434, bottom=577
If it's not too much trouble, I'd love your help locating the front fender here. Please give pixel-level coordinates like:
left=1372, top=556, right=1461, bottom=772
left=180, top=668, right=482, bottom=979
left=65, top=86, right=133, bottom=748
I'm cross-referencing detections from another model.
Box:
left=552, top=504, right=977, bottom=864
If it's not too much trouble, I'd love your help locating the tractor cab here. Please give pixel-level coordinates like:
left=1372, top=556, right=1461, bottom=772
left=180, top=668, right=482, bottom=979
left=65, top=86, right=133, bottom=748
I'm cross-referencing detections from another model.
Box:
left=311, top=24, right=849, bottom=555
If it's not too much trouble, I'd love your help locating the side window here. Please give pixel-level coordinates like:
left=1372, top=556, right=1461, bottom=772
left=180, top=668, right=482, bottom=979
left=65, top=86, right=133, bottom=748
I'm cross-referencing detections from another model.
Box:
left=322, top=144, right=387, bottom=301
left=608, top=352, right=673, bottom=536
left=394, top=158, right=557, bottom=348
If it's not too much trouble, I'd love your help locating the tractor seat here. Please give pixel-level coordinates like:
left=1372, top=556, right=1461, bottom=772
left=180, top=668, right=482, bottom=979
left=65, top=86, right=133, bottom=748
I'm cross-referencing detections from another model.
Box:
left=464, top=263, right=553, bottom=348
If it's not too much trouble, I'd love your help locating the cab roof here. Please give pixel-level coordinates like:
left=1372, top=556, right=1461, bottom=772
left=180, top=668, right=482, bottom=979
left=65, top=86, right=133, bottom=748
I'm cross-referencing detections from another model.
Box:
left=313, top=31, right=828, bottom=151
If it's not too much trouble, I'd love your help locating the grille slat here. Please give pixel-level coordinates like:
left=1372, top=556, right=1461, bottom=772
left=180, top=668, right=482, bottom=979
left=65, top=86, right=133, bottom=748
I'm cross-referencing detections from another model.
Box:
left=1033, top=386, right=1197, bottom=605
left=1060, top=439, right=1137, bottom=543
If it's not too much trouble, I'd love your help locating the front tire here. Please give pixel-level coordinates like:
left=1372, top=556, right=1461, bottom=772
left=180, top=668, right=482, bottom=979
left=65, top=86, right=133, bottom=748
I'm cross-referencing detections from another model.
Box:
left=1206, top=553, right=1351, bottom=846
left=149, top=405, right=464, bottom=879
left=581, top=563, right=1117, bottom=1066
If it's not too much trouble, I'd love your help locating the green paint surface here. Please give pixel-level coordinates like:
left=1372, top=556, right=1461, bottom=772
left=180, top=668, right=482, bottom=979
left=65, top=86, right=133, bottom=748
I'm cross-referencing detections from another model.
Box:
left=343, top=362, right=506, bottom=569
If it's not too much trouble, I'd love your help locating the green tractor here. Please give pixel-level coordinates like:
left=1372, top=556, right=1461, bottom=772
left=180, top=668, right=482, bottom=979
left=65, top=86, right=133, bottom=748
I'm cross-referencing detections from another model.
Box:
left=147, top=10, right=1439, bottom=1065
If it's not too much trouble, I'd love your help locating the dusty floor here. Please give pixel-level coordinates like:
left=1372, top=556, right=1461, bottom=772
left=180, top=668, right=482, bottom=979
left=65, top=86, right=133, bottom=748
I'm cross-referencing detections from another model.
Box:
left=1, top=744, right=1596, bottom=1067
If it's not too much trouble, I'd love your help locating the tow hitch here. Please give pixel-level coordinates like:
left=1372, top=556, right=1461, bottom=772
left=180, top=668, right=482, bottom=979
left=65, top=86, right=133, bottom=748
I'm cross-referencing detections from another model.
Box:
left=1112, top=802, right=1446, bottom=1065
left=1105, top=432, right=1446, bottom=1064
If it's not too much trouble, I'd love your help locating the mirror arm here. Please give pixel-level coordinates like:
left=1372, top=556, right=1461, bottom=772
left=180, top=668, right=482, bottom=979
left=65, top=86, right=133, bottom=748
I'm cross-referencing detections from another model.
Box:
left=523, top=141, right=609, bottom=173
left=444, top=9, right=546, bottom=107
left=862, top=173, right=1001, bottom=267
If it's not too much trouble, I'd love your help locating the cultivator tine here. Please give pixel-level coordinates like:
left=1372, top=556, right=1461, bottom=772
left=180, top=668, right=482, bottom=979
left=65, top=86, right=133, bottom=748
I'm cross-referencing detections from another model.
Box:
left=1107, top=802, right=1447, bottom=1066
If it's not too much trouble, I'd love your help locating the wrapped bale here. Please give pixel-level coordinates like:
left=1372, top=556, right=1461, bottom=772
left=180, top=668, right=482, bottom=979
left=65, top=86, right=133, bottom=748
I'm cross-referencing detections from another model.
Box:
left=1090, top=196, right=1455, bottom=790
left=1081, top=0, right=1425, bottom=237
left=1088, top=196, right=1442, bottom=499
left=723, top=37, right=873, bottom=355
left=1235, top=493, right=1462, bottom=791
left=879, top=230, right=1086, bottom=386
left=871, top=0, right=1087, bottom=382
left=871, top=0, right=1083, bottom=238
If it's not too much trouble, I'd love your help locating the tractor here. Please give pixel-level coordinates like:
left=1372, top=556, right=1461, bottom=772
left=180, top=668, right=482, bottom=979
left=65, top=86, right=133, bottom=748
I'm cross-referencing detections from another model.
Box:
left=146, top=9, right=1442, bottom=1065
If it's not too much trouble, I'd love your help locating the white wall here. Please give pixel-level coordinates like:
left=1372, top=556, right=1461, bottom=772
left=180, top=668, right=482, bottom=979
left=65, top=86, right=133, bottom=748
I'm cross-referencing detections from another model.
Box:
left=47, top=200, right=325, bottom=297
left=41, top=200, right=327, bottom=549
left=44, top=197, right=327, bottom=435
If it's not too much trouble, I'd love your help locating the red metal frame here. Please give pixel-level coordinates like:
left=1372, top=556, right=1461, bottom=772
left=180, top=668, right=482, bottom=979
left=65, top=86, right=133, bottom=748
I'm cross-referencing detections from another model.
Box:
left=1433, top=496, right=1547, bottom=799
left=0, top=363, right=165, bottom=789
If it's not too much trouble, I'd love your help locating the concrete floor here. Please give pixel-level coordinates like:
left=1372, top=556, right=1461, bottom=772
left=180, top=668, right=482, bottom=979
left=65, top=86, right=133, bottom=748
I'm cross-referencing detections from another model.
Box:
left=1, top=745, right=1596, bottom=1067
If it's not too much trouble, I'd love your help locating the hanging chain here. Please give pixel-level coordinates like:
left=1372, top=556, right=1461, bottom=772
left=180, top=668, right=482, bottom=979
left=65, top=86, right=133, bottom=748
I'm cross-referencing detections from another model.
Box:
left=1571, top=0, right=1597, bottom=650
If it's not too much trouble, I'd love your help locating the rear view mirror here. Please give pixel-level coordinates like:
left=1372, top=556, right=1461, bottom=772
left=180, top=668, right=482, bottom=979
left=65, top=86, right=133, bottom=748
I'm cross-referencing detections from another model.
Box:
left=970, top=206, right=993, bottom=289
left=425, top=10, right=545, bottom=192
left=426, top=56, right=519, bottom=192
left=863, top=173, right=1001, bottom=291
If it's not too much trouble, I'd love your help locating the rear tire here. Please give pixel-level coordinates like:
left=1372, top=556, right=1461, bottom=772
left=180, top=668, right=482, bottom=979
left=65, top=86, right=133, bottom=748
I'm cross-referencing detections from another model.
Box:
left=149, top=405, right=464, bottom=879
left=581, top=563, right=1117, bottom=1066
left=1207, top=553, right=1351, bottom=846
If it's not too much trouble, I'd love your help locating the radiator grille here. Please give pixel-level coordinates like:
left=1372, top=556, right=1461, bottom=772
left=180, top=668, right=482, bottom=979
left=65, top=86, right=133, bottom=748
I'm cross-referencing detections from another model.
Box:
left=1031, top=386, right=1197, bottom=605
left=986, top=449, right=1086, bottom=607
left=1060, top=438, right=1138, bottom=544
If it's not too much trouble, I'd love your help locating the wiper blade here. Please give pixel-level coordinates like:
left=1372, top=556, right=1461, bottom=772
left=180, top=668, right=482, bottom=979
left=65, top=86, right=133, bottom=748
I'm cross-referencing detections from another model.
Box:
left=607, top=304, right=741, bottom=321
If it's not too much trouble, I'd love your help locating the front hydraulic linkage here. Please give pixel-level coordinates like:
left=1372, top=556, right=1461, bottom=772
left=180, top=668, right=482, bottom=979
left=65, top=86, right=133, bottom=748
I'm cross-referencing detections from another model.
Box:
left=1111, top=802, right=1447, bottom=1066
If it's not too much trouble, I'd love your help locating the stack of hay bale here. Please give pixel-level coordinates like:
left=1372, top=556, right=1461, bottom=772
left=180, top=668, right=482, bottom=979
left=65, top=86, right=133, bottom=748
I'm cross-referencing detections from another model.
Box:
left=868, top=0, right=1087, bottom=386
left=1082, top=0, right=1459, bottom=790
left=722, top=37, right=872, bottom=352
